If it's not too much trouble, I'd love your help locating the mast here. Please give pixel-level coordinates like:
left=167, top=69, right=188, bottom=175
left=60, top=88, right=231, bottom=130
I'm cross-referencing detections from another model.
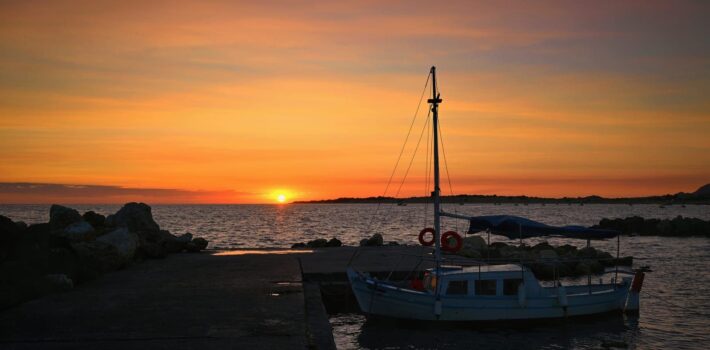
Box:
left=428, top=66, right=443, bottom=274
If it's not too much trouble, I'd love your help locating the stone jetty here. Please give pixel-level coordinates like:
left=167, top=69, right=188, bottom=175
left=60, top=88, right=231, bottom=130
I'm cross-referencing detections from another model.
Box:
left=0, top=202, right=209, bottom=310
left=595, top=215, right=710, bottom=237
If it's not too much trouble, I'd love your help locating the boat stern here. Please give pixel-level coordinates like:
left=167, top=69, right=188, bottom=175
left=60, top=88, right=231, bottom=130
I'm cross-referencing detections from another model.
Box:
left=624, top=271, right=645, bottom=313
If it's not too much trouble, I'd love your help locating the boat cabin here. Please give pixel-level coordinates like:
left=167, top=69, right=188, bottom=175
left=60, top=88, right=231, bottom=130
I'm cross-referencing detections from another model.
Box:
left=423, top=264, right=543, bottom=297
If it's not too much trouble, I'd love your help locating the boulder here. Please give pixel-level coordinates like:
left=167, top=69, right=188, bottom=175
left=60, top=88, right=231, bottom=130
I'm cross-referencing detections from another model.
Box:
left=9, top=223, right=50, bottom=275
left=47, top=247, right=80, bottom=282
left=15, top=221, right=28, bottom=231
left=82, top=211, right=106, bottom=230
left=291, top=242, right=307, bottom=248
left=70, top=241, right=125, bottom=281
left=49, top=205, right=82, bottom=230
left=462, top=235, right=486, bottom=251
left=44, top=274, right=73, bottom=291
left=458, top=249, right=482, bottom=259
left=538, top=249, right=558, bottom=260
left=138, top=242, right=168, bottom=258
left=554, top=244, right=578, bottom=257
left=55, top=221, right=95, bottom=241
left=306, top=238, right=328, bottom=248
left=1, top=215, right=21, bottom=262
left=326, top=237, right=342, bottom=247
left=159, top=230, right=184, bottom=254
left=192, top=237, right=208, bottom=250
left=177, top=232, right=193, bottom=243
left=577, top=247, right=598, bottom=258
left=531, top=242, right=554, bottom=252
left=490, top=242, right=508, bottom=250
left=109, top=202, right=160, bottom=233
left=97, top=227, right=139, bottom=261
left=360, top=233, right=383, bottom=246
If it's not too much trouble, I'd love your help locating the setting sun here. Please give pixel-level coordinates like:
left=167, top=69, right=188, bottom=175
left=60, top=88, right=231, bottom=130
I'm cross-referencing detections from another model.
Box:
left=276, top=194, right=286, bottom=203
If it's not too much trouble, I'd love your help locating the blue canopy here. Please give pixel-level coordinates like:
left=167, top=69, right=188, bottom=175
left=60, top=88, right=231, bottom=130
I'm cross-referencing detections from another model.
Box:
left=467, top=215, right=619, bottom=239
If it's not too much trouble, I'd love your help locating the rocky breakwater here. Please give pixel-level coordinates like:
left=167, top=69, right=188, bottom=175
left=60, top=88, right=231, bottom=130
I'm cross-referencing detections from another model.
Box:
left=290, top=233, right=401, bottom=248
left=456, top=236, right=633, bottom=280
left=595, top=215, right=710, bottom=237
left=0, top=202, right=209, bottom=310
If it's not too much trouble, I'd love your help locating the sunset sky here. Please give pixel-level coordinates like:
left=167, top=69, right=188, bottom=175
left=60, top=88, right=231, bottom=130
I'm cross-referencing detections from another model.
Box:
left=1, top=1, right=708, bottom=203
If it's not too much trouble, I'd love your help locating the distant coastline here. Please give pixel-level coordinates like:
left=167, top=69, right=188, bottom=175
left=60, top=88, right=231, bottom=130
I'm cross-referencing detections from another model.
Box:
left=295, top=184, right=710, bottom=205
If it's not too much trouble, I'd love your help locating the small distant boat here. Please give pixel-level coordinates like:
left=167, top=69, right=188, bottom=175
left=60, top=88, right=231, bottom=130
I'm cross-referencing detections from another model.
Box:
left=348, top=67, right=645, bottom=322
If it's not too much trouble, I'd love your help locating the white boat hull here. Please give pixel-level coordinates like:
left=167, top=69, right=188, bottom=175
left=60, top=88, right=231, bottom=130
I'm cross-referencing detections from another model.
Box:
left=347, top=268, right=632, bottom=321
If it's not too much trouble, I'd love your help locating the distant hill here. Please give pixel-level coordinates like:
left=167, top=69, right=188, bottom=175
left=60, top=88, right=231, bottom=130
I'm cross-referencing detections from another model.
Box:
left=294, top=185, right=710, bottom=204
left=694, top=183, right=710, bottom=198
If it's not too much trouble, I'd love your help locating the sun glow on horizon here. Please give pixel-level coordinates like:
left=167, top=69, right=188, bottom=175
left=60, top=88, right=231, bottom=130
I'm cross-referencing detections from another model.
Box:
left=276, top=194, right=286, bottom=203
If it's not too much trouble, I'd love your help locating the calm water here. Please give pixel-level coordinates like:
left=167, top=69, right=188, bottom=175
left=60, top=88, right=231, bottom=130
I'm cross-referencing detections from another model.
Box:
left=2, top=203, right=709, bottom=349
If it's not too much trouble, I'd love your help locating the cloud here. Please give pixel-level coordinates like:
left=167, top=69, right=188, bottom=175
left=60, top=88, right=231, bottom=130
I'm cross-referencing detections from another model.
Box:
left=0, top=182, right=252, bottom=204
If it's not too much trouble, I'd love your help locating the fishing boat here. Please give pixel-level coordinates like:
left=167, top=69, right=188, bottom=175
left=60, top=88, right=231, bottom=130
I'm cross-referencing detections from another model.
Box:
left=347, top=66, right=645, bottom=321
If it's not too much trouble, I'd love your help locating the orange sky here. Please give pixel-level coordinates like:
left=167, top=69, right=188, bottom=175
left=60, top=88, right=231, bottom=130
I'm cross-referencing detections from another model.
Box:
left=1, top=1, right=708, bottom=203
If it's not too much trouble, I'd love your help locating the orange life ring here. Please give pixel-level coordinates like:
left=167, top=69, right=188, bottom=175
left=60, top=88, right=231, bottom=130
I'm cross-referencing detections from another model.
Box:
left=441, top=231, right=463, bottom=252
left=418, top=228, right=436, bottom=246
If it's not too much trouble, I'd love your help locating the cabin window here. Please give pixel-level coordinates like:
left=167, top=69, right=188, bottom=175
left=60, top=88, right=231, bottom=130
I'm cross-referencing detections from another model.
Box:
left=446, top=280, right=468, bottom=295
left=503, top=279, right=523, bottom=295
left=475, top=279, right=497, bottom=295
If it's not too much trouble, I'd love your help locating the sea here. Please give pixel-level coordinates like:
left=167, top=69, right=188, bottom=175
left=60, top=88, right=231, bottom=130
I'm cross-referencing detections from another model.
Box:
left=1, top=203, right=709, bottom=349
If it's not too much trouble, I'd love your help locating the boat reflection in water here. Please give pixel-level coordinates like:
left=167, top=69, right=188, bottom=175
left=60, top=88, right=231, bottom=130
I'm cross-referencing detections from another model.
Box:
left=343, top=312, right=638, bottom=349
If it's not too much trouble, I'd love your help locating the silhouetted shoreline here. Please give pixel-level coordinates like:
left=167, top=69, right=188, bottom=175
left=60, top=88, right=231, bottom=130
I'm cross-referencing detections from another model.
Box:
left=295, top=184, right=710, bottom=205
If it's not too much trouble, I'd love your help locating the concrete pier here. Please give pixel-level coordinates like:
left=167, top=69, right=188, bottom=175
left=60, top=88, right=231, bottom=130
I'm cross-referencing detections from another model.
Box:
left=0, top=250, right=317, bottom=349
left=0, top=246, right=449, bottom=349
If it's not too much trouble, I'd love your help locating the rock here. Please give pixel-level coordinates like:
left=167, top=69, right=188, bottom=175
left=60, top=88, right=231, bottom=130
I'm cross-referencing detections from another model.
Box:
left=49, top=205, right=82, bottom=230
left=306, top=238, right=328, bottom=248
left=82, top=211, right=106, bottom=230
left=554, top=244, right=578, bottom=257
left=192, top=237, right=208, bottom=250
left=359, top=239, right=368, bottom=246
left=490, top=242, right=508, bottom=250
left=458, top=249, right=482, bottom=259
left=578, top=247, right=598, bottom=258
left=531, top=242, right=554, bottom=252
left=159, top=230, right=184, bottom=254
left=575, top=260, right=603, bottom=275
left=44, top=274, right=73, bottom=291
left=326, top=238, right=342, bottom=247
left=47, top=247, right=80, bottom=282
left=55, top=221, right=95, bottom=241
left=14, top=221, right=28, bottom=231
left=110, top=202, right=160, bottom=233
left=291, top=242, right=307, bottom=248
left=139, top=242, right=168, bottom=258
left=177, top=232, right=193, bottom=243
left=97, top=227, right=139, bottom=261
left=184, top=242, right=199, bottom=253
left=361, top=233, right=383, bottom=246
left=462, top=235, right=486, bottom=251
left=70, top=241, right=124, bottom=281
left=539, top=249, right=558, bottom=260
left=1, top=215, right=21, bottom=262
left=9, top=223, right=50, bottom=275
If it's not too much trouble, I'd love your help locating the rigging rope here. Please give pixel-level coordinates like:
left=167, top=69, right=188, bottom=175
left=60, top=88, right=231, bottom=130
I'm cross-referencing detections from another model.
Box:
left=438, top=119, right=455, bottom=198
left=364, top=72, right=431, bottom=234
left=372, top=109, right=431, bottom=234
